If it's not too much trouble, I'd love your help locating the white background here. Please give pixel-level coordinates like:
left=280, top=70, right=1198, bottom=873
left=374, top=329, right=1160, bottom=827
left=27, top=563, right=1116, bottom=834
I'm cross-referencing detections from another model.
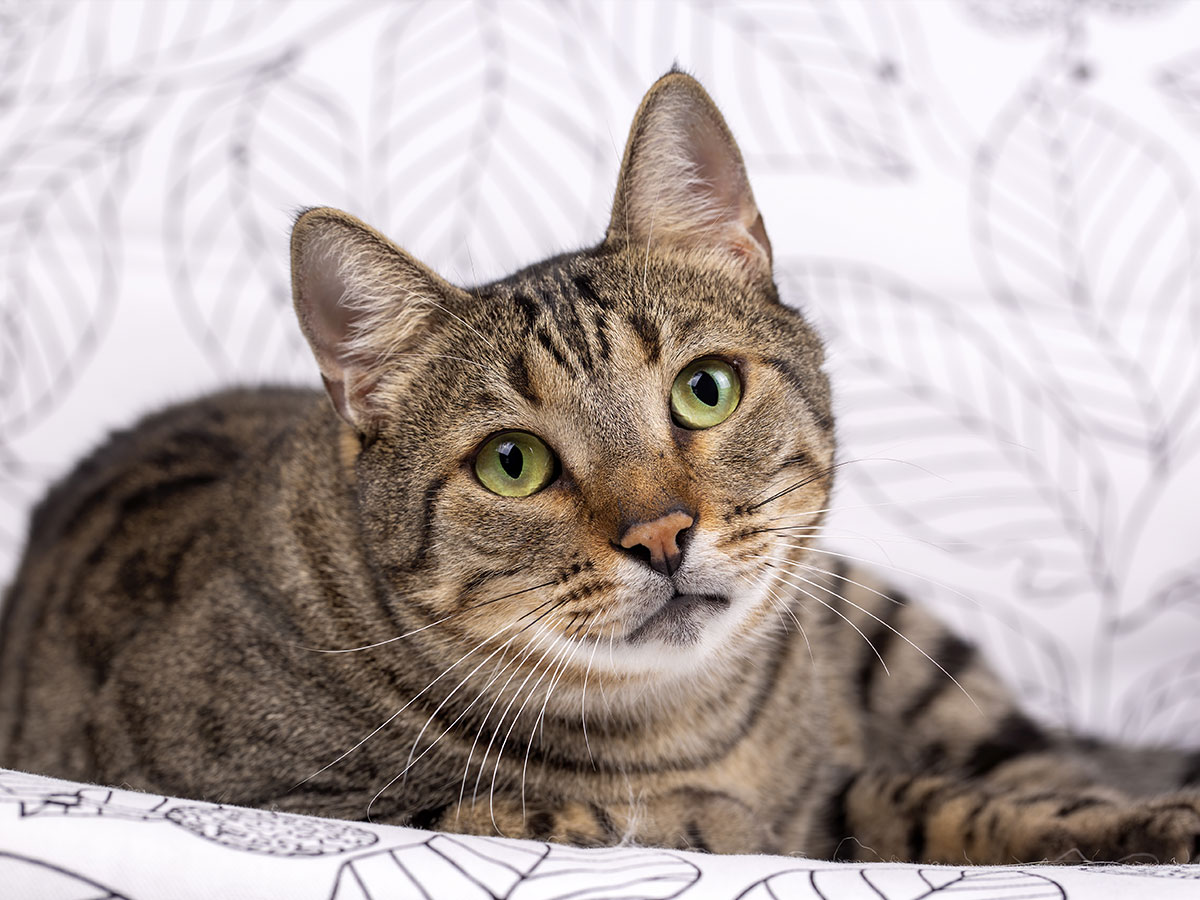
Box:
left=3, top=0, right=1200, bottom=745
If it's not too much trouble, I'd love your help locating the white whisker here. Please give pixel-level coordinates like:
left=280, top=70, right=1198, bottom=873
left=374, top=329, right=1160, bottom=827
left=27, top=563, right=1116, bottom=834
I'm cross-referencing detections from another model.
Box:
left=299, top=617, right=516, bottom=791
left=765, top=567, right=891, bottom=679
left=758, top=555, right=980, bottom=713
left=456, top=618, right=562, bottom=819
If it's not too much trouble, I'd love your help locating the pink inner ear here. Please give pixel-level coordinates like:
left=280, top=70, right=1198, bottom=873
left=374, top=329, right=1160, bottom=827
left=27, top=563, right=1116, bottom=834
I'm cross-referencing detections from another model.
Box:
left=302, top=240, right=356, bottom=368
left=689, top=129, right=773, bottom=267
left=295, top=232, right=377, bottom=429
left=617, top=81, right=772, bottom=274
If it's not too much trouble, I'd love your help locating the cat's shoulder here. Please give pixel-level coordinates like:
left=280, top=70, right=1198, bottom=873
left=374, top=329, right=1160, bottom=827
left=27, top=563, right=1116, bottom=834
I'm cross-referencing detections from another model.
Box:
left=23, top=386, right=323, bottom=551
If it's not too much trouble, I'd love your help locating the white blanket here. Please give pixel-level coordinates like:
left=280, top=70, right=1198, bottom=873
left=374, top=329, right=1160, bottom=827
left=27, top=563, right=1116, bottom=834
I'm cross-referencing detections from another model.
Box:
left=1, top=768, right=1198, bottom=900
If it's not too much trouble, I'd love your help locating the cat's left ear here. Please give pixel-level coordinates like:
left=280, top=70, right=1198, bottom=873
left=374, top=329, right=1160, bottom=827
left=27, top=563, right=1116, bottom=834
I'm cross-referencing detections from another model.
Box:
left=606, top=71, right=771, bottom=278
left=290, top=207, right=457, bottom=432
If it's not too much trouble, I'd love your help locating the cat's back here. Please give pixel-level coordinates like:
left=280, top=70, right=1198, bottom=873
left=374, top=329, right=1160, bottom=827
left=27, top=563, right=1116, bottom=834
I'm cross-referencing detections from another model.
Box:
left=0, top=386, right=320, bottom=774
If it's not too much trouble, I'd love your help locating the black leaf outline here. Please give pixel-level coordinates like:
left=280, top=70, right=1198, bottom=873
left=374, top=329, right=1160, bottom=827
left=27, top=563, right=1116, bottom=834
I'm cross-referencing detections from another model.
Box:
left=1116, top=651, right=1200, bottom=744
left=734, top=866, right=1065, bottom=900
left=6, top=1, right=356, bottom=104
left=328, top=834, right=699, bottom=900
left=1078, top=863, right=1200, bottom=879
left=165, top=805, right=378, bottom=857
left=0, top=850, right=131, bottom=900
left=0, top=57, right=147, bottom=435
left=0, top=770, right=378, bottom=858
left=781, top=259, right=1099, bottom=720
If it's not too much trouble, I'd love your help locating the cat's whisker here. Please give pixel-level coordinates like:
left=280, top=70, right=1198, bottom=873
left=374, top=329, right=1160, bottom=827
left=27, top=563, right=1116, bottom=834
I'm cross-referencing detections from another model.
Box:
left=412, top=294, right=500, bottom=356
left=600, top=629, right=617, bottom=708
left=768, top=538, right=984, bottom=611
left=762, top=493, right=1012, bottom=523
left=580, top=618, right=604, bottom=769
left=494, top=628, right=577, bottom=822
left=751, top=561, right=890, bottom=678
left=297, top=579, right=558, bottom=654
left=457, top=616, right=565, bottom=819
left=757, top=555, right=980, bottom=713
left=757, top=525, right=974, bottom=550
left=312, top=590, right=570, bottom=794
left=299, top=617, right=519, bottom=791
left=748, top=456, right=948, bottom=512
left=378, top=615, right=571, bottom=819
left=763, top=579, right=813, bottom=665
left=734, top=524, right=897, bottom=565
left=483, top=627, right=573, bottom=830
left=296, top=615, right=454, bottom=654
left=426, top=353, right=490, bottom=373
left=748, top=465, right=836, bottom=512
left=520, top=627, right=582, bottom=817
left=398, top=616, right=557, bottom=785
left=470, top=612, right=569, bottom=810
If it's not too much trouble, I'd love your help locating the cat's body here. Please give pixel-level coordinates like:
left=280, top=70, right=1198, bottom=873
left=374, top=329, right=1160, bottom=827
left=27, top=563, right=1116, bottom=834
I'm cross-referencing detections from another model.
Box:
left=3, top=72, right=1200, bottom=864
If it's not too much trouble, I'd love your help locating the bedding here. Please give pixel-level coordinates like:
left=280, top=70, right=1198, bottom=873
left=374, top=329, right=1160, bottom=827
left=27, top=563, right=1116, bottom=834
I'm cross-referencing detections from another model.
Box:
left=2, top=767, right=1198, bottom=900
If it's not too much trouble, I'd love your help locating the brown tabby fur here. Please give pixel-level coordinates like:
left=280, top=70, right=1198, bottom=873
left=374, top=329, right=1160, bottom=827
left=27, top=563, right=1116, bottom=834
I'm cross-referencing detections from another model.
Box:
left=3, top=71, right=1200, bottom=864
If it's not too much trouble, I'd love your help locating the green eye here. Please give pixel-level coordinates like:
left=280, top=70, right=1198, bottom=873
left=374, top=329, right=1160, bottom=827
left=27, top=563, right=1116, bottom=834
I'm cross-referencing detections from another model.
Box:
left=670, top=358, right=741, bottom=429
left=475, top=431, right=556, bottom=497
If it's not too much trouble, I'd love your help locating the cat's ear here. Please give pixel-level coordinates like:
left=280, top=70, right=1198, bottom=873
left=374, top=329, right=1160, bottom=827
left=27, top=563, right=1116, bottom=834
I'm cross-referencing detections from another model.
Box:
left=290, top=208, right=453, bottom=431
left=606, top=71, right=771, bottom=277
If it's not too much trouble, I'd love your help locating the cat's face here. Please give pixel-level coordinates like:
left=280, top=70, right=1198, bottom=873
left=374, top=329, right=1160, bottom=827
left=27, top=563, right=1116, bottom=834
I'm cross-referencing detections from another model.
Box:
left=291, top=73, right=834, bottom=684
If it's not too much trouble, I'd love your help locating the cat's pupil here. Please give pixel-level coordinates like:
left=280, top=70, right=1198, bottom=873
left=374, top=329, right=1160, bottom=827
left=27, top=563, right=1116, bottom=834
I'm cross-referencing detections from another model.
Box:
left=498, top=442, right=524, bottom=480
left=689, top=370, right=719, bottom=407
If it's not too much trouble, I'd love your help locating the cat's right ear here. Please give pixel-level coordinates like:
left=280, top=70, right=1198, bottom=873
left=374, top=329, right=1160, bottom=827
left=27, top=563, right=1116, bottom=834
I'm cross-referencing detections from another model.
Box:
left=290, top=208, right=452, bottom=432
left=606, top=71, right=771, bottom=281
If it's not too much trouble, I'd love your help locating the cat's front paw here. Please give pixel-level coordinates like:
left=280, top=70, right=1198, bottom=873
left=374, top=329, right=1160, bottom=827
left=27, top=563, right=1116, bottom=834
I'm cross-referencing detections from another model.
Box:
left=1022, top=795, right=1200, bottom=864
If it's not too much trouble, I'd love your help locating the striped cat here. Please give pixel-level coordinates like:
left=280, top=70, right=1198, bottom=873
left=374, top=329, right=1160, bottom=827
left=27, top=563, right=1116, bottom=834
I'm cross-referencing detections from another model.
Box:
left=2, top=71, right=1199, bottom=864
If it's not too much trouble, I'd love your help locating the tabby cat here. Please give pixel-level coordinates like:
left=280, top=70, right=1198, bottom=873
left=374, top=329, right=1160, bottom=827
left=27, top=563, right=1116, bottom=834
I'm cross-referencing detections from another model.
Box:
left=2, top=71, right=1200, bottom=864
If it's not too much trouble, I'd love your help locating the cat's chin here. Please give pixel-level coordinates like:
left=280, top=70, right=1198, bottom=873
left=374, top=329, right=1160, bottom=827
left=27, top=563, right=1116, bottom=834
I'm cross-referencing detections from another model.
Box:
left=586, top=587, right=757, bottom=679
left=625, top=593, right=731, bottom=647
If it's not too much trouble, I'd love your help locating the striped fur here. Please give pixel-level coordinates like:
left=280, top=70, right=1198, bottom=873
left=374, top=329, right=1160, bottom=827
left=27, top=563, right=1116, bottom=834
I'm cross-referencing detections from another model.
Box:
left=3, top=71, right=1200, bottom=864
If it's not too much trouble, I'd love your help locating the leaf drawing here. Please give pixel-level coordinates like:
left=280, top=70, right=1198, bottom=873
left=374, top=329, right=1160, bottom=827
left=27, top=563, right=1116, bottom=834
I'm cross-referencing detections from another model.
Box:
left=962, top=0, right=1181, bottom=32
left=329, top=835, right=698, bottom=900
left=971, top=72, right=1200, bottom=461
left=734, top=867, right=1065, bottom=900
left=1159, top=48, right=1200, bottom=138
left=782, top=259, right=1105, bottom=721
left=576, top=0, right=909, bottom=177
left=165, top=805, right=378, bottom=856
left=166, top=53, right=362, bottom=381
left=370, top=1, right=612, bottom=283
left=0, top=850, right=131, bottom=900
left=0, top=770, right=377, bottom=857
left=783, top=260, right=1106, bottom=601
left=0, top=121, right=128, bottom=435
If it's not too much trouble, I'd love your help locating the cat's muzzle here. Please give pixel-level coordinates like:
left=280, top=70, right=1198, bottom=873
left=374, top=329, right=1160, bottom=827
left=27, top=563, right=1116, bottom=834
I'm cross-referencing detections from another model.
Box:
left=625, top=592, right=730, bottom=646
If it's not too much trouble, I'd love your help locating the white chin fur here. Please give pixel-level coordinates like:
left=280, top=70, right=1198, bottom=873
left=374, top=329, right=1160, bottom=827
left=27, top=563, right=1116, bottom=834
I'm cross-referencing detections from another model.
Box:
left=580, top=537, right=773, bottom=678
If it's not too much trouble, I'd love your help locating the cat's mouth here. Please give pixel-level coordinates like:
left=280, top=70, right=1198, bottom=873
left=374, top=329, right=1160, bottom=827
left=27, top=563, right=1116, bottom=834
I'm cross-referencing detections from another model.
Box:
left=625, top=592, right=730, bottom=646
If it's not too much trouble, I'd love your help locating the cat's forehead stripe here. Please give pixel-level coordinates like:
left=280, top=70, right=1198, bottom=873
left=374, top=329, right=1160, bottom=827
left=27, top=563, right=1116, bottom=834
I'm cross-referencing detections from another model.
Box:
left=506, top=351, right=541, bottom=407
left=494, top=270, right=629, bottom=380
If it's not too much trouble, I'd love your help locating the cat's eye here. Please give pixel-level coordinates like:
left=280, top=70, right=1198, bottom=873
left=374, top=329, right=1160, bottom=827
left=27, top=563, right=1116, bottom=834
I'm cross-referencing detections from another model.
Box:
left=670, top=358, right=741, bottom=429
left=474, top=431, right=557, bottom=497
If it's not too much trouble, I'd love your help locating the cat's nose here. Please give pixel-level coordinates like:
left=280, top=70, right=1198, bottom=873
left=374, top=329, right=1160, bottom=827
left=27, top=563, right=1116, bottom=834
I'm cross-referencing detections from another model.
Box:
left=618, top=510, right=694, bottom=576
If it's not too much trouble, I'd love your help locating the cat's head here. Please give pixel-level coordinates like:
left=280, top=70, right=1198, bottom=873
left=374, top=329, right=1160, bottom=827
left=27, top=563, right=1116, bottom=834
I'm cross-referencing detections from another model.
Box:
left=289, top=72, right=833, bottom=684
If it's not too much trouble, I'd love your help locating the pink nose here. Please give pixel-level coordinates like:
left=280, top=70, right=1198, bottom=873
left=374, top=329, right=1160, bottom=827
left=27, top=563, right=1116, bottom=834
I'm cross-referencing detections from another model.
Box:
left=619, top=510, right=694, bottom=576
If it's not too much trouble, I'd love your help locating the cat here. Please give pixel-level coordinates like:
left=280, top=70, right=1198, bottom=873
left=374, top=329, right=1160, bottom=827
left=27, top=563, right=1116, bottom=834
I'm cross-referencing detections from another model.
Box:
left=2, top=69, right=1200, bottom=864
